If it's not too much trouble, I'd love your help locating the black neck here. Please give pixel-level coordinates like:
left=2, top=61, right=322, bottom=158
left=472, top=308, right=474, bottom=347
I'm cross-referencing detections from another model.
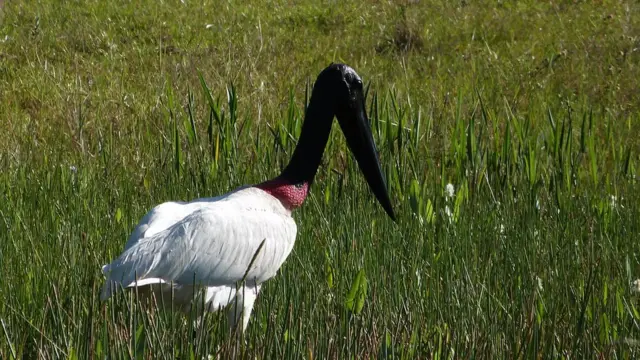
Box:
left=280, top=93, right=335, bottom=185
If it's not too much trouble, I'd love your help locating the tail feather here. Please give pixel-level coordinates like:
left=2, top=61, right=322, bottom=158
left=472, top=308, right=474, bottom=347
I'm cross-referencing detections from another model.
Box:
left=100, top=276, right=167, bottom=301
left=100, top=243, right=157, bottom=300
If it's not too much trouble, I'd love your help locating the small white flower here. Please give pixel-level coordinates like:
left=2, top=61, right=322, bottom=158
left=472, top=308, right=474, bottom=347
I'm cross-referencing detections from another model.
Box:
left=610, top=195, right=618, bottom=208
left=632, top=279, right=640, bottom=294
left=445, top=183, right=455, bottom=200
left=69, top=165, right=78, bottom=173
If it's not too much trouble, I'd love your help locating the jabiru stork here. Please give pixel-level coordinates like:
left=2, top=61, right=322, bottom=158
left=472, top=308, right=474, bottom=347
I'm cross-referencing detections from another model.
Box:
left=100, top=63, right=395, bottom=332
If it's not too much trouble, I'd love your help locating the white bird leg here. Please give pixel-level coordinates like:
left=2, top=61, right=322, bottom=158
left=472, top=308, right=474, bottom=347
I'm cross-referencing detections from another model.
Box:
left=227, top=284, right=261, bottom=332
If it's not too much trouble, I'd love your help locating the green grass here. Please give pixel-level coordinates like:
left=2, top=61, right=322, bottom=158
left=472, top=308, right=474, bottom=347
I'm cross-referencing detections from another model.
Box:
left=1, top=0, right=640, bottom=358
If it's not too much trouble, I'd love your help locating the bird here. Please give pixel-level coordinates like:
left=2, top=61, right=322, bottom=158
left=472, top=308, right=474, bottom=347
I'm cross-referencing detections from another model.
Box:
left=100, top=63, right=395, bottom=333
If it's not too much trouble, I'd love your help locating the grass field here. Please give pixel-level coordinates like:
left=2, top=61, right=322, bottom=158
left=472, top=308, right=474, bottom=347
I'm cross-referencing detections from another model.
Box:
left=1, top=0, right=640, bottom=358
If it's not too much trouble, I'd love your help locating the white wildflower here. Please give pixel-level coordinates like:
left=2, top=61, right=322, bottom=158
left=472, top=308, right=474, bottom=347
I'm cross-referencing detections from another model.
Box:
left=632, top=279, right=640, bottom=294
left=69, top=165, right=78, bottom=173
left=445, top=183, right=455, bottom=200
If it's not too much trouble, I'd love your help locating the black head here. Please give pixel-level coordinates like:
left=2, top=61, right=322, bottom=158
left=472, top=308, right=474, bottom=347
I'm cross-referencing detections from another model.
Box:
left=315, top=63, right=396, bottom=221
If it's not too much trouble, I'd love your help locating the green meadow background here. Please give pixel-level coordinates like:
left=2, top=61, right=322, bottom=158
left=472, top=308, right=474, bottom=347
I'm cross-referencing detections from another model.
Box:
left=1, top=1, right=639, bottom=358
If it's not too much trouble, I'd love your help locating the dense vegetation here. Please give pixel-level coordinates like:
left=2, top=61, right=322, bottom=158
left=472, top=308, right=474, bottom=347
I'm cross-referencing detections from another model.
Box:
left=1, top=1, right=639, bottom=358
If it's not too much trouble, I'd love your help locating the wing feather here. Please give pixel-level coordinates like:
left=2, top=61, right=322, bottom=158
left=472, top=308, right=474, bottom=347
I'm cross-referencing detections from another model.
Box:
left=102, top=189, right=296, bottom=300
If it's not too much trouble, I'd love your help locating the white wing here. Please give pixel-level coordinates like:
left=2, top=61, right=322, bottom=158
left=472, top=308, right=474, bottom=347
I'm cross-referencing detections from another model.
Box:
left=122, top=186, right=250, bottom=250
left=101, top=187, right=297, bottom=300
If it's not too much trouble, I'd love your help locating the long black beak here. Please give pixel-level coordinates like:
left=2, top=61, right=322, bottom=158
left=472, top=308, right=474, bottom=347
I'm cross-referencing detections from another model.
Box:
left=337, top=91, right=396, bottom=221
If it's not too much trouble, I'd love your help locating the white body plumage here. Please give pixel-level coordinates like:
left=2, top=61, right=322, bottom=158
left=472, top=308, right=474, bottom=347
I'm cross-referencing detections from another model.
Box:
left=101, top=187, right=297, bottom=331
